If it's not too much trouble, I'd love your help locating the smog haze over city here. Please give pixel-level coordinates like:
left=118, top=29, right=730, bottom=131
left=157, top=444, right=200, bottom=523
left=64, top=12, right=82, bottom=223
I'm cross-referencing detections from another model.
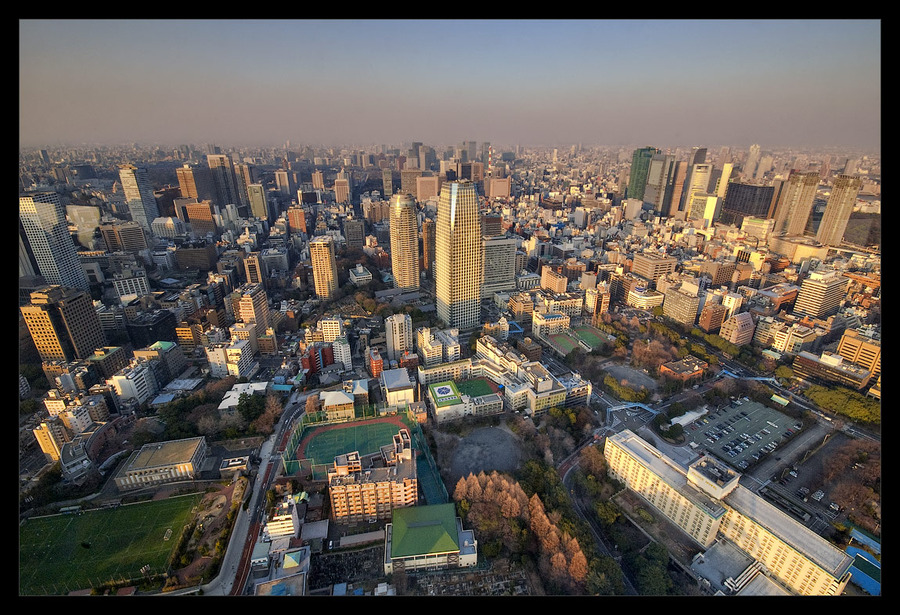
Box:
left=20, top=19, right=881, bottom=152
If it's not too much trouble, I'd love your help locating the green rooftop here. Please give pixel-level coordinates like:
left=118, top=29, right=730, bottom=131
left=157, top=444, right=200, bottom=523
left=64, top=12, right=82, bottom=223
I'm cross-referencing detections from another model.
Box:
left=390, top=503, right=459, bottom=558
left=428, top=381, right=463, bottom=408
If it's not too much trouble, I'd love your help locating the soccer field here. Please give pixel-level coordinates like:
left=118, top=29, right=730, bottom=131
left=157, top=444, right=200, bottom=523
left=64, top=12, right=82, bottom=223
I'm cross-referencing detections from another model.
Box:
left=19, top=494, right=201, bottom=596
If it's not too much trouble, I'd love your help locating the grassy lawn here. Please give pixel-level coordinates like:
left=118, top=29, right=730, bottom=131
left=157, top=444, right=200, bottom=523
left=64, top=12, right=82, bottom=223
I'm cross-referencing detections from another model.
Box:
left=19, top=493, right=202, bottom=596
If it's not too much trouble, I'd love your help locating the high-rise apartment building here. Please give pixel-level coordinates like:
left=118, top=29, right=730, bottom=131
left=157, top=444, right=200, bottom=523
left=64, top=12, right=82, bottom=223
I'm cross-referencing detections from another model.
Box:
left=385, top=313, right=413, bottom=362
left=319, top=317, right=344, bottom=343
left=309, top=235, right=339, bottom=300
left=20, top=192, right=91, bottom=292
left=389, top=194, right=420, bottom=290
left=233, top=282, right=271, bottom=338
left=382, top=168, right=393, bottom=197
left=435, top=181, right=483, bottom=330
left=334, top=178, right=351, bottom=204
left=118, top=164, right=160, bottom=232
left=815, top=175, right=862, bottom=246
left=792, top=270, right=849, bottom=320
left=773, top=171, right=820, bottom=236
left=21, top=285, right=106, bottom=362
left=627, top=146, right=660, bottom=201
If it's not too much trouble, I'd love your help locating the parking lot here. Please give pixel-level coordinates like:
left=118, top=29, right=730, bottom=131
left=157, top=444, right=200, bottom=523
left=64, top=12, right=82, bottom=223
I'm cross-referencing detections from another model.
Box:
left=684, top=398, right=803, bottom=472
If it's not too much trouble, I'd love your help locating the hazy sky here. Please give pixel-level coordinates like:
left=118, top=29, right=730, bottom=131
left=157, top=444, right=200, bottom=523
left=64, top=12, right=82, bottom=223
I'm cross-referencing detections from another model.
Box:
left=19, top=19, right=881, bottom=152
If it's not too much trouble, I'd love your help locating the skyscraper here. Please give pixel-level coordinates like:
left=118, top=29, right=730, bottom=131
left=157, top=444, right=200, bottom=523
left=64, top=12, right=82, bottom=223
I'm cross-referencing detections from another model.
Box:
left=435, top=180, right=483, bottom=330
left=627, top=146, right=660, bottom=201
left=389, top=194, right=420, bottom=290
left=247, top=183, right=270, bottom=221
left=422, top=218, right=436, bottom=276
left=176, top=163, right=216, bottom=202
left=643, top=153, right=676, bottom=212
left=680, top=163, right=713, bottom=212
left=207, top=154, right=245, bottom=211
left=743, top=144, right=761, bottom=180
left=118, top=164, right=160, bottom=232
left=815, top=175, right=862, bottom=246
left=19, top=192, right=90, bottom=291
left=310, top=235, right=339, bottom=300
left=21, top=285, right=106, bottom=362
left=773, top=170, right=819, bottom=236
left=382, top=168, right=393, bottom=197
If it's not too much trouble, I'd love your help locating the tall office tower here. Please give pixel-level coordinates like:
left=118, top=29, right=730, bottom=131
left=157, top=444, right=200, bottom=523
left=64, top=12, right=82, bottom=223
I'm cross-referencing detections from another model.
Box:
left=21, top=285, right=106, bottom=362
left=312, top=170, right=325, bottom=191
left=389, top=194, right=420, bottom=290
left=176, top=163, right=216, bottom=202
left=435, top=181, right=484, bottom=330
left=743, top=144, right=761, bottom=179
left=714, top=162, right=734, bottom=198
left=385, top=312, right=413, bottom=361
left=773, top=171, right=820, bottom=236
left=99, top=220, right=148, bottom=253
left=680, top=163, right=713, bottom=212
left=287, top=205, right=308, bottom=236
left=234, top=162, right=255, bottom=206
left=184, top=200, right=219, bottom=237
left=274, top=169, right=294, bottom=197
left=207, top=154, right=244, bottom=210
left=334, top=178, right=351, bottom=204
left=382, top=168, right=393, bottom=196
left=234, top=282, right=271, bottom=338
left=687, top=193, right=722, bottom=227
left=716, top=146, right=731, bottom=168
left=243, top=252, right=267, bottom=288
left=718, top=181, right=776, bottom=226
left=815, top=175, right=862, bottom=246
left=422, top=218, right=436, bottom=276
left=247, top=184, right=269, bottom=221
left=627, top=146, right=660, bottom=201
left=667, top=161, right=689, bottom=217
left=792, top=270, right=849, bottom=319
left=20, top=192, right=90, bottom=292
left=309, top=235, right=339, bottom=299
left=642, top=153, right=676, bottom=211
left=481, top=236, right=518, bottom=298
left=416, top=175, right=441, bottom=202
left=400, top=169, right=422, bottom=198
left=754, top=155, right=773, bottom=180
left=118, top=164, right=160, bottom=232
left=344, top=218, right=366, bottom=251
left=481, top=142, right=491, bottom=164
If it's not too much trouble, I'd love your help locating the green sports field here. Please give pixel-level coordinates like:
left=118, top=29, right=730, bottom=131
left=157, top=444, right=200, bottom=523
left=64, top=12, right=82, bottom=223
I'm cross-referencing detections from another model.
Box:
left=455, top=377, right=496, bottom=398
left=301, top=419, right=408, bottom=465
left=19, top=494, right=201, bottom=596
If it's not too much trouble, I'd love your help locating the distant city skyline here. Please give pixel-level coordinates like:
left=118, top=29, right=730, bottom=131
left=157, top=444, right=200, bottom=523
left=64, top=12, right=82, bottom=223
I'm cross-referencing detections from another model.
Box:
left=20, top=19, right=880, bottom=152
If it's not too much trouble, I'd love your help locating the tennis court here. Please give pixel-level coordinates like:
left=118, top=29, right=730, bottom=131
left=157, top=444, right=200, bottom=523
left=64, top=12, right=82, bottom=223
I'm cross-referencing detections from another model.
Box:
left=19, top=494, right=201, bottom=595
